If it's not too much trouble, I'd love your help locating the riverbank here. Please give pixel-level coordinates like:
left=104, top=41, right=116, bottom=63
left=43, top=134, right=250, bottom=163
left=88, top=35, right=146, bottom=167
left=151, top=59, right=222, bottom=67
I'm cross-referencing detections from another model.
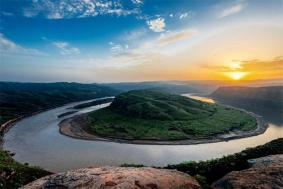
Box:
left=59, top=107, right=268, bottom=145
left=0, top=110, right=47, bottom=149
left=0, top=97, right=113, bottom=149
left=0, top=104, right=73, bottom=149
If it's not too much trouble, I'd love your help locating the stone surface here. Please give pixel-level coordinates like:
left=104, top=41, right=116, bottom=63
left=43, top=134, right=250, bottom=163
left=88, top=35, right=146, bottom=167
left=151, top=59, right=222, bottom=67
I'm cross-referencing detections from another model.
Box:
left=247, top=154, right=283, bottom=168
left=212, top=154, right=283, bottom=189
left=22, top=166, right=201, bottom=189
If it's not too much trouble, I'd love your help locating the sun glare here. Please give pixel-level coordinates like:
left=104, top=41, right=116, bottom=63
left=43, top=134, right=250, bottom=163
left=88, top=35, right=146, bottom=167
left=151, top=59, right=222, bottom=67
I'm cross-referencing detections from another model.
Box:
left=228, top=72, right=247, bottom=80
left=225, top=72, right=247, bottom=81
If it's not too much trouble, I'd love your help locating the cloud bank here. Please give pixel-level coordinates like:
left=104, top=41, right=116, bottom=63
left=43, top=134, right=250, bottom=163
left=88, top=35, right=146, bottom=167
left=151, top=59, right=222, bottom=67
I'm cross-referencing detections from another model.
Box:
left=0, top=33, right=45, bottom=56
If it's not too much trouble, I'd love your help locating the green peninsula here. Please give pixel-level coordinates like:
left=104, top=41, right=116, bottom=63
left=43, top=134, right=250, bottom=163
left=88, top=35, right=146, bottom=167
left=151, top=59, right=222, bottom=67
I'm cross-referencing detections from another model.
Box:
left=86, top=89, right=257, bottom=140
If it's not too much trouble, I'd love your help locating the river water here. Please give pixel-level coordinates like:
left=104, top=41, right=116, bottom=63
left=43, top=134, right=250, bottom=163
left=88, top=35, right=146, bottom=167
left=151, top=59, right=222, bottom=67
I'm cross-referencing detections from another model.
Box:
left=3, top=95, right=283, bottom=172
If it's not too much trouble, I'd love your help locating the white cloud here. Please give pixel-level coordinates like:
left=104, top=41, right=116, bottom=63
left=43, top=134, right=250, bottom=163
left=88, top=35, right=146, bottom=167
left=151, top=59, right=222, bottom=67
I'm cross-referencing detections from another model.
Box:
left=108, top=28, right=197, bottom=66
left=23, top=0, right=141, bottom=19
left=169, top=14, right=174, bottom=18
left=53, top=42, right=80, bottom=55
left=0, top=33, right=46, bottom=56
left=219, top=3, right=244, bottom=18
left=157, top=29, right=195, bottom=45
left=109, top=42, right=129, bottom=55
left=62, top=27, right=198, bottom=74
left=179, top=12, right=188, bottom=19
left=147, top=17, right=166, bottom=32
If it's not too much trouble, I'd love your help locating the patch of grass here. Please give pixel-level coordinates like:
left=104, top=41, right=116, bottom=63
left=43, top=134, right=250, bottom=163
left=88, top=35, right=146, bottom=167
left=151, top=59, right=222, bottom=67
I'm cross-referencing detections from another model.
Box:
left=88, top=89, right=257, bottom=140
left=0, top=150, right=51, bottom=189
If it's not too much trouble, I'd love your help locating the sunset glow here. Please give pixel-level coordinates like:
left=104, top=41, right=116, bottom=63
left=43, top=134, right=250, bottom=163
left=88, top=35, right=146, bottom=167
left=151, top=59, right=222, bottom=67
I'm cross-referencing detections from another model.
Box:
left=227, top=72, right=248, bottom=80
left=0, top=0, right=282, bottom=82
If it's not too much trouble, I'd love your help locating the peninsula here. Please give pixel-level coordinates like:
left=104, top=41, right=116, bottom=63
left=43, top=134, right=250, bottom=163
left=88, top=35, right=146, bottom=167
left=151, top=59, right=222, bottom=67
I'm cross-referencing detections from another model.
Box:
left=59, top=89, right=266, bottom=144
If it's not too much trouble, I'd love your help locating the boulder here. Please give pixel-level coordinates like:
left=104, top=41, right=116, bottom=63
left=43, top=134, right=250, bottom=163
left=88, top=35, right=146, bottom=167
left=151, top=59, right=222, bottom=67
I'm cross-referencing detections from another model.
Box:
left=212, top=154, right=283, bottom=189
left=22, top=166, right=201, bottom=189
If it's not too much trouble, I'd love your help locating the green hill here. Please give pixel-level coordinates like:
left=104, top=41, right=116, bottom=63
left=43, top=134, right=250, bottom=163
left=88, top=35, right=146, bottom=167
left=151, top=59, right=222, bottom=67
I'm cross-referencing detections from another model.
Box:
left=88, top=89, right=256, bottom=140
left=110, top=89, right=216, bottom=120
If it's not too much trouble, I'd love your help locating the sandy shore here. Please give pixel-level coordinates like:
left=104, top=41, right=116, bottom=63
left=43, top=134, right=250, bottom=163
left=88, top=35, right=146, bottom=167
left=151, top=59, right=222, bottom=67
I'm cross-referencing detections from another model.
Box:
left=59, top=108, right=269, bottom=145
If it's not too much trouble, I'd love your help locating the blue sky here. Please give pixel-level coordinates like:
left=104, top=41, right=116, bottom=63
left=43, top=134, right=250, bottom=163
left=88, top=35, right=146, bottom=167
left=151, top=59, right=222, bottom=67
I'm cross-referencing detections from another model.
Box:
left=0, top=0, right=282, bottom=82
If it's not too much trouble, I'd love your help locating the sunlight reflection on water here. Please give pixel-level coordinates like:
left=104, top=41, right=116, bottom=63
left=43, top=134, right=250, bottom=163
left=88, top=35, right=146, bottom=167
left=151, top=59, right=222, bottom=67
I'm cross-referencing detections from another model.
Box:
left=183, top=94, right=215, bottom=103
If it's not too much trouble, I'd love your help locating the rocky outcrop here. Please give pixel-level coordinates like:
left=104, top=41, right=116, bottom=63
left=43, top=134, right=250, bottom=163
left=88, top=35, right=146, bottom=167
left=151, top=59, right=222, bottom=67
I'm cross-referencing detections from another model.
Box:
left=22, top=166, right=201, bottom=189
left=212, top=154, right=283, bottom=189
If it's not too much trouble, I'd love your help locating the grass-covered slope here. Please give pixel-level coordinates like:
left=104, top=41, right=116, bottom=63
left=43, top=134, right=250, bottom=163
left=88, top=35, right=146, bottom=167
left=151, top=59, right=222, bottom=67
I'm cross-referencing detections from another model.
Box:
left=0, top=151, right=51, bottom=189
left=110, top=89, right=216, bottom=120
left=0, top=82, right=120, bottom=125
left=88, top=89, right=256, bottom=140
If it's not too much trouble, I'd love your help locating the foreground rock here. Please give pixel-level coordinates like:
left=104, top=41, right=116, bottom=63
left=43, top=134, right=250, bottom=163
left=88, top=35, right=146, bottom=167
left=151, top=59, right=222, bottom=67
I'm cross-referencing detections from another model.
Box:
left=23, top=166, right=201, bottom=189
left=212, top=154, right=283, bottom=189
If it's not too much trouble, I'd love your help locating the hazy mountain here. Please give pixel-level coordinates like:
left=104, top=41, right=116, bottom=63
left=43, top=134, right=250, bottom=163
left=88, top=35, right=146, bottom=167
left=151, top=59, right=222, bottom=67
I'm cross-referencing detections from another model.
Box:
left=210, top=86, right=283, bottom=124
left=0, top=82, right=120, bottom=124
left=102, top=81, right=217, bottom=95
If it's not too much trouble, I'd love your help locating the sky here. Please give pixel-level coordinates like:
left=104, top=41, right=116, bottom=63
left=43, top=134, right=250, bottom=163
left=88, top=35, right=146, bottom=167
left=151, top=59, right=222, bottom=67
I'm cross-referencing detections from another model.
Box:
left=0, top=0, right=282, bottom=83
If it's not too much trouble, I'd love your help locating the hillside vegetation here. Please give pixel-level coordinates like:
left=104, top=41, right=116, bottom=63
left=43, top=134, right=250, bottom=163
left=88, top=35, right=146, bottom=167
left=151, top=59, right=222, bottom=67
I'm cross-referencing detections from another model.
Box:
left=122, top=138, right=283, bottom=188
left=88, top=89, right=256, bottom=140
left=0, top=82, right=119, bottom=125
left=211, top=86, right=283, bottom=111
left=0, top=151, right=51, bottom=189
left=166, top=138, right=283, bottom=188
left=211, top=86, right=283, bottom=124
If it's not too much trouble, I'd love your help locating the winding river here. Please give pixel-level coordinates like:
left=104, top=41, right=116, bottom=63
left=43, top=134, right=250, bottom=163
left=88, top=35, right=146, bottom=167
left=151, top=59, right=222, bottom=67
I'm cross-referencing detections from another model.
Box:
left=3, top=95, right=283, bottom=172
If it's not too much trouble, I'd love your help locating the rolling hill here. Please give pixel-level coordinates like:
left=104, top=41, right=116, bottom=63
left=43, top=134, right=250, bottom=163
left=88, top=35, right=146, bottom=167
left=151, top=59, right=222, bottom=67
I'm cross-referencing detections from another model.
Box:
left=87, top=89, right=257, bottom=140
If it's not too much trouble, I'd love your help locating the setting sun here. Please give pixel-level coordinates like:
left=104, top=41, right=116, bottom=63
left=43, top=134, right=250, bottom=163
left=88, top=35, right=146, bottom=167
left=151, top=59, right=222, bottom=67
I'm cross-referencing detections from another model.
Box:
left=227, top=72, right=247, bottom=80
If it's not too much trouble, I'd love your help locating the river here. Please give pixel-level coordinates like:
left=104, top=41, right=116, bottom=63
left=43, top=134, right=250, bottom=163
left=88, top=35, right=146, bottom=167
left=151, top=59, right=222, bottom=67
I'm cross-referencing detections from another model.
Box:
left=3, top=95, right=283, bottom=172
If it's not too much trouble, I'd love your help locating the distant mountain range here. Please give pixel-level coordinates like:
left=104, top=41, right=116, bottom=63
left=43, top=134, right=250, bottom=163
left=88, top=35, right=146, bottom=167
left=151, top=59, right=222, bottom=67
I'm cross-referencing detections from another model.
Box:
left=102, top=81, right=217, bottom=94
